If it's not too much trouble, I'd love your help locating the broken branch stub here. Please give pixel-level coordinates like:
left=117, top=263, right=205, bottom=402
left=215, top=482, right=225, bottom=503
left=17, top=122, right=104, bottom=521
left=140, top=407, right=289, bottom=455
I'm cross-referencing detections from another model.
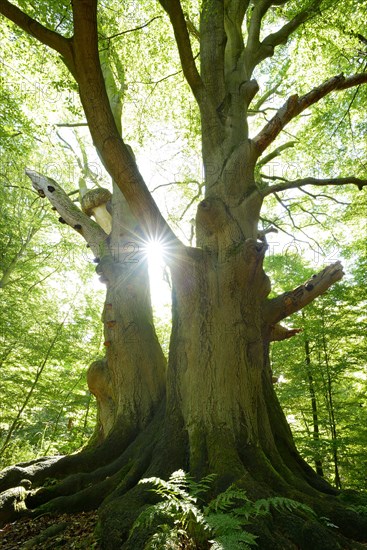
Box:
left=264, top=261, right=344, bottom=324
left=80, top=188, right=112, bottom=234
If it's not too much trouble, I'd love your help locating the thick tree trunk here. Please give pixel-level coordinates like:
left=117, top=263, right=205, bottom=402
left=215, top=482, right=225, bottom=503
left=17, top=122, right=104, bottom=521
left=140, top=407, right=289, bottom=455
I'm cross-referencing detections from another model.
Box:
left=86, top=184, right=166, bottom=444
left=163, top=190, right=331, bottom=497
left=2, top=168, right=366, bottom=550
left=168, top=242, right=270, bottom=477
left=1, top=2, right=367, bottom=548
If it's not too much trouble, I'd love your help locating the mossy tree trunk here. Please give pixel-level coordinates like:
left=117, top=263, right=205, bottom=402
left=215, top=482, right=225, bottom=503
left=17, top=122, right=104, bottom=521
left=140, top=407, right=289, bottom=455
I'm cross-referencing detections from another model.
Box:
left=86, top=184, right=166, bottom=445
left=1, top=0, right=367, bottom=548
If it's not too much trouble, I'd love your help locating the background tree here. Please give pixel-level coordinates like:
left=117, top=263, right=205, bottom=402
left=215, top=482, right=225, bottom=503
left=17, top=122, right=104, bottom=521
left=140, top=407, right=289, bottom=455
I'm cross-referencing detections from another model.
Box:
left=0, top=0, right=367, bottom=548
left=0, top=144, right=104, bottom=466
left=267, top=222, right=367, bottom=492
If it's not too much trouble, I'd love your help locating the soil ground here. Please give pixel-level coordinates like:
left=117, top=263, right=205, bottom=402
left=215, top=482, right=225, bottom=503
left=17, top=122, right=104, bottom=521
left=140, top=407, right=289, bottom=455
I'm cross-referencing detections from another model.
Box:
left=0, top=511, right=98, bottom=549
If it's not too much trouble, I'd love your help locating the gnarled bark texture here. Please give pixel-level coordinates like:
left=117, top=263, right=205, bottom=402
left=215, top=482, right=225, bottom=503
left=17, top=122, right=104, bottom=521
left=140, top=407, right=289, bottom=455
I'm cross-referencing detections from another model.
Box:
left=1, top=0, right=367, bottom=548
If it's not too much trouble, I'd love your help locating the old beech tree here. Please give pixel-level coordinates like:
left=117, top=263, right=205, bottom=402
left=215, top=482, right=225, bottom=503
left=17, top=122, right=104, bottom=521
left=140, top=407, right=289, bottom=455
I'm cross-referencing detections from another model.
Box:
left=1, top=0, right=367, bottom=547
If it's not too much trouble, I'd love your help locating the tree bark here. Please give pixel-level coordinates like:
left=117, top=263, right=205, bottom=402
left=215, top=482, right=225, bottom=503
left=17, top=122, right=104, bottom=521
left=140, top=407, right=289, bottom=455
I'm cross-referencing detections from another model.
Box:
left=87, top=185, right=166, bottom=443
left=1, top=1, right=367, bottom=548
left=303, top=327, right=324, bottom=478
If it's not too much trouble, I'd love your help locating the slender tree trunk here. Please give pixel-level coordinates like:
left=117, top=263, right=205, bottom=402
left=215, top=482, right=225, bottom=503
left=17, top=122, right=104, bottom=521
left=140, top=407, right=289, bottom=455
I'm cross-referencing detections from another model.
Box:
left=0, top=314, right=68, bottom=459
left=302, top=313, right=324, bottom=477
left=320, top=317, right=341, bottom=489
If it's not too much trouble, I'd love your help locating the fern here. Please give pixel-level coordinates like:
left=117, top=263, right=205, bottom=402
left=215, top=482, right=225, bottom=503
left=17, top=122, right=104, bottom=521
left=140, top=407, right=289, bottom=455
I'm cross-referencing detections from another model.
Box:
left=206, top=487, right=314, bottom=522
left=130, top=471, right=211, bottom=549
left=253, top=496, right=316, bottom=517
left=189, top=473, right=217, bottom=498
left=145, top=524, right=199, bottom=550
left=206, top=512, right=243, bottom=534
left=140, top=470, right=216, bottom=504
left=141, top=470, right=196, bottom=504
left=208, top=486, right=251, bottom=513
left=204, top=487, right=258, bottom=547
left=130, top=471, right=317, bottom=549
left=210, top=531, right=258, bottom=549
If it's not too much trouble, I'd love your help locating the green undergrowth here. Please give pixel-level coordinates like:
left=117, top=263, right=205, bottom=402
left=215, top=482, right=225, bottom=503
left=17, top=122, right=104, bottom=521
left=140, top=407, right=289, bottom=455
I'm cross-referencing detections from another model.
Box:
left=128, top=470, right=316, bottom=549
left=338, top=489, right=367, bottom=517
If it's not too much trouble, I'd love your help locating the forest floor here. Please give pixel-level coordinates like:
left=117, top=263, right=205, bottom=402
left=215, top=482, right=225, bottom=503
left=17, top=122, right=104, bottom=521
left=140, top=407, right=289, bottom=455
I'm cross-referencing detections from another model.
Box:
left=0, top=511, right=99, bottom=549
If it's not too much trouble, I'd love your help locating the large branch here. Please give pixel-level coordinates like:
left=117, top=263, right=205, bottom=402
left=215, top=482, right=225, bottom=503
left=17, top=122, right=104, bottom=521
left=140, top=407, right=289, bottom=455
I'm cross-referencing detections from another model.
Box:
left=200, top=0, right=227, bottom=104
left=262, top=175, right=367, bottom=196
left=224, top=0, right=249, bottom=72
left=245, top=0, right=325, bottom=75
left=156, top=0, right=225, bottom=159
left=25, top=169, right=108, bottom=257
left=260, top=0, right=322, bottom=54
left=158, top=0, right=205, bottom=104
left=70, top=0, right=179, bottom=245
left=253, top=72, right=367, bottom=155
left=246, top=0, right=278, bottom=53
left=224, top=1, right=259, bottom=116
left=257, top=141, right=296, bottom=167
left=1, top=0, right=179, bottom=246
left=0, top=0, right=74, bottom=73
left=263, top=262, right=344, bottom=325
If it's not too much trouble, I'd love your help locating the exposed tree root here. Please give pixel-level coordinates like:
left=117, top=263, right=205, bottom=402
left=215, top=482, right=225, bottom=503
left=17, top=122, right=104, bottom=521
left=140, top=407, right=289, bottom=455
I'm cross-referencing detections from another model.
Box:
left=247, top=509, right=366, bottom=550
left=0, top=408, right=164, bottom=497
left=1, top=403, right=367, bottom=550
left=0, top=456, right=64, bottom=494
left=0, top=404, right=165, bottom=525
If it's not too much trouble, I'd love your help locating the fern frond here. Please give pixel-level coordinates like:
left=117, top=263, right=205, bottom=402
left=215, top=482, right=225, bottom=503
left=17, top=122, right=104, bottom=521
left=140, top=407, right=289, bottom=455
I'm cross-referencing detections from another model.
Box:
left=207, top=486, right=251, bottom=513
left=144, top=524, right=179, bottom=550
left=140, top=471, right=196, bottom=504
left=205, top=512, right=243, bottom=534
left=254, top=496, right=315, bottom=517
left=134, top=470, right=212, bottom=548
left=189, top=473, right=217, bottom=497
left=210, top=530, right=258, bottom=549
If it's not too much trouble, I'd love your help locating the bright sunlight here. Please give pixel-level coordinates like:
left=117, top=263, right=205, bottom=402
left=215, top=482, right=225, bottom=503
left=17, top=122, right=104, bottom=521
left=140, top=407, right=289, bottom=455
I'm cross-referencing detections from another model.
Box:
left=142, top=238, right=171, bottom=313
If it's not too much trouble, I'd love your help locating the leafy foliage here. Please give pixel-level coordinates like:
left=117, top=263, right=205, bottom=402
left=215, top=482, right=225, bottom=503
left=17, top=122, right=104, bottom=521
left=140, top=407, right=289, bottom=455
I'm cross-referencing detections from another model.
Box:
left=130, top=471, right=317, bottom=549
left=266, top=248, right=367, bottom=489
left=0, top=83, right=104, bottom=464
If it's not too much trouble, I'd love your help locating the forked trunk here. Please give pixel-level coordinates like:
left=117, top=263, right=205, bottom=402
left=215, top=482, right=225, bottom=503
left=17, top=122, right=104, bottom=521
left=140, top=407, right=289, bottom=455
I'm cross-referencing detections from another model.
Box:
left=87, top=185, right=166, bottom=444
left=164, top=193, right=332, bottom=497
left=11, top=143, right=359, bottom=550
left=2, top=1, right=367, bottom=547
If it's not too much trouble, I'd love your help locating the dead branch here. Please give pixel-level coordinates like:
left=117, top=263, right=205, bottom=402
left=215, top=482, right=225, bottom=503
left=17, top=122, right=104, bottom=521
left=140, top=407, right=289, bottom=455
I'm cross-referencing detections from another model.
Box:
left=25, top=169, right=108, bottom=256
left=263, top=262, right=344, bottom=324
